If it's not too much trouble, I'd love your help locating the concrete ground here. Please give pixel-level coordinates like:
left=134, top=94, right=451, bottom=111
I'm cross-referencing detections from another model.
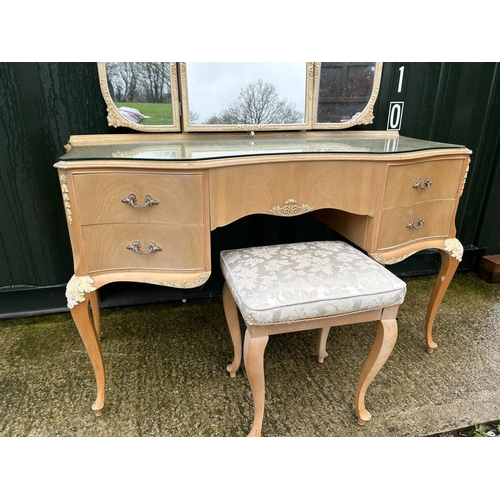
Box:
left=0, top=271, right=499, bottom=437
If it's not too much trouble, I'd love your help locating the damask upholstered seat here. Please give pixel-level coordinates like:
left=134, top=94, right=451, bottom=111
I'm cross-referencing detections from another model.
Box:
left=220, top=240, right=407, bottom=436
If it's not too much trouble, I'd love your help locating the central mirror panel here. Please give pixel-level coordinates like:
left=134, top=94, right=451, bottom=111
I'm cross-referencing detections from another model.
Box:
left=180, top=62, right=314, bottom=132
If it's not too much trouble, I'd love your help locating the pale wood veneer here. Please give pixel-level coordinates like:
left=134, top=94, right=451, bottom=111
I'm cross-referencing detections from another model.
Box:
left=74, top=172, right=204, bottom=225
left=81, top=223, right=205, bottom=272
left=209, top=160, right=383, bottom=229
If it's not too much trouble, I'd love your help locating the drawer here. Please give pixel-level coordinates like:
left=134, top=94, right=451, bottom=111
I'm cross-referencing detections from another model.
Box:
left=74, top=173, right=203, bottom=225
left=81, top=223, right=205, bottom=273
left=384, top=159, right=464, bottom=208
left=210, top=160, right=383, bottom=228
left=377, top=200, right=456, bottom=250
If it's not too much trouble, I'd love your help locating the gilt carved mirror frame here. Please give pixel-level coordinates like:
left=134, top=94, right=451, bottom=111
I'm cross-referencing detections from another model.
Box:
left=97, top=62, right=383, bottom=133
left=97, top=62, right=181, bottom=132
left=311, top=62, right=383, bottom=129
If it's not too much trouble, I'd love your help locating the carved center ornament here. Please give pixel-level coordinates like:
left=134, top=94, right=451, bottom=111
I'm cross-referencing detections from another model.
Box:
left=268, top=199, right=314, bottom=217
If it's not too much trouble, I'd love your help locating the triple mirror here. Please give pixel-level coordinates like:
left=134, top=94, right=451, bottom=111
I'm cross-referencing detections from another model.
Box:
left=97, top=62, right=382, bottom=133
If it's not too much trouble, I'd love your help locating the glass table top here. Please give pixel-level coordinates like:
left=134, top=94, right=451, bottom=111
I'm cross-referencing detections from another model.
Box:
left=59, top=132, right=467, bottom=162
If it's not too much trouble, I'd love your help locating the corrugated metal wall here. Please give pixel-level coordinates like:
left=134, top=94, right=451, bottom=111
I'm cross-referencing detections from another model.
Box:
left=1, top=62, right=499, bottom=317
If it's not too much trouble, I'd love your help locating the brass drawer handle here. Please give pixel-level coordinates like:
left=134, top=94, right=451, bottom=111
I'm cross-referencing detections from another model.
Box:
left=413, top=178, right=432, bottom=190
left=406, top=217, right=425, bottom=229
left=126, top=240, right=162, bottom=255
left=122, top=193, right=159, bottom=208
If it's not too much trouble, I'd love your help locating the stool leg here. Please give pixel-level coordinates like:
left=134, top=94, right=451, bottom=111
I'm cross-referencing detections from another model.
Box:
left=243, top=329, right=269, bottom=437
left=316, top=326, right=330, bottom=363
left=223, top=282, right=242, bottom=377
left=355, top=318, right=398, bottom=426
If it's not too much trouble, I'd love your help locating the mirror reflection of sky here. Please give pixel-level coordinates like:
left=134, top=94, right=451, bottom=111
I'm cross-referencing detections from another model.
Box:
left=186, top=62, right=307, bottom=122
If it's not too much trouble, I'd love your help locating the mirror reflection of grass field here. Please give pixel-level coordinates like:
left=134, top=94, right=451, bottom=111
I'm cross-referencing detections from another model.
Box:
left=115, top=102, right=173, bottom=125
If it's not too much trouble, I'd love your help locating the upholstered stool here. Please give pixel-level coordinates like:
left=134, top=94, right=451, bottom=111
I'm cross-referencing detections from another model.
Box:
left=220, top=240, right=407, bottom=436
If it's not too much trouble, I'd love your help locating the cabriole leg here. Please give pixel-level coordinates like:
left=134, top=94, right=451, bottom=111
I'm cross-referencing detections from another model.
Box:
left=316, top=326, right=330, bottom=363
left=70, top=298, right=105, bottom=416
left=425, top=239, right=462, bottom=353
left=355, top=316, right=398, bottom=426
left=223, top=282, right=242, bottom=377
left=66, top=275, right=105, bottom=416
left=243, top=329, right=269, bottom=437
left=88, top=290, right=101, bottom=341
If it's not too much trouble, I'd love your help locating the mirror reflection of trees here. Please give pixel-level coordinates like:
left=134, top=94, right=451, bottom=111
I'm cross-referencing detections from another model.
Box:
left=104, top=62, right=174, bottom=125
left=105, top=62, right=172, bottom=103
left=204, top=80, right=303, bottom=125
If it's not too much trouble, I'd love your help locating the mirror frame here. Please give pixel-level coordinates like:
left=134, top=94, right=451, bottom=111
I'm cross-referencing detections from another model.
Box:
left=311, top=62, right=383, bottom=129
left=97, top=62, right=181, bottom=132
left=97, top=62, right=383, bottom=133
left=179, top=62, right=315, bottom=132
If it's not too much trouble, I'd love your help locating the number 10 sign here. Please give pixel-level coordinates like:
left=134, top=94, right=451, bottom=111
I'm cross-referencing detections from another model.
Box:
left=387, top=65, right=405, bottom=131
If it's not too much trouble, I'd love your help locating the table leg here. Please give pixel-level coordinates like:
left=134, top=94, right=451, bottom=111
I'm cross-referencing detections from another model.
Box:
left=70, top=297, right=105, bottom=416
left=425, top=238, right=463, bottom=353
left=88, top=290, right=101, bottom=341
left=355, top=312, right=398, bottom=426
left=244, top=329, right=269, bottom=437
left=223, top=282, right=242, bottom=377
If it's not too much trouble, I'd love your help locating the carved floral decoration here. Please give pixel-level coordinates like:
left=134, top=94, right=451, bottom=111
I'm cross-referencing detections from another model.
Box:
left=66, top=275, right=96, bottom=309
left=268, top=199, right=313, bottom=217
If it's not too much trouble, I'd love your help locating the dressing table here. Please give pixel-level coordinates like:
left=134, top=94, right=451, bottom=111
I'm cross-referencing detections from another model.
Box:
left=54, top=63, right=471, bottom=416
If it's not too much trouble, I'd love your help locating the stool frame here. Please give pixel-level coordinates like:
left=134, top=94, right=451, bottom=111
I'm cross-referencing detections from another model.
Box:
left=223, top=282, right=399, bottom=437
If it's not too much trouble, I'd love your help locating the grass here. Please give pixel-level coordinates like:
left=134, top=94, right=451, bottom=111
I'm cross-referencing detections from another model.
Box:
left=115, top=102, right=173, bottom=125
left=473, top=425, right=487, bottom=437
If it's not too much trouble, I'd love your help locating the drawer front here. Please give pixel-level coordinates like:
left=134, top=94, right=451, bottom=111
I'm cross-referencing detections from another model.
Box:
left=384, top=159, right=464, bottom=208
left=377, top=200, right=456, bottom=250
left=74, top=173, right=203, bottom=225
left=81, top=223, right=205, bottom=273
left=210, top=160, right=382, bottom=228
